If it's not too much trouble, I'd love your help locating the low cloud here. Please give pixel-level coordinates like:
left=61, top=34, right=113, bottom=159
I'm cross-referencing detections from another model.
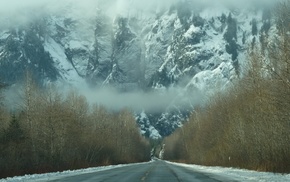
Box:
left=0, top=0, right=282, bottom=28
left=79, top=86, right=188, bottom=112
left=3, top=82, right=203, bottom=113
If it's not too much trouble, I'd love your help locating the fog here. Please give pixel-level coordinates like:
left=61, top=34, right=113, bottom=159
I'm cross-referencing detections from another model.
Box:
left=84, top=87, right=176, bottom=112
left=0, top=0, right=282, bottom=28
left=69, top=84, right=204, bottom=112
left=2, top=82, right=204, bottom=113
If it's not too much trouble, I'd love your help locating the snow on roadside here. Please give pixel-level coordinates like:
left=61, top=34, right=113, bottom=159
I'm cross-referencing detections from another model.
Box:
left=168, top=161, right=290, bottom=182
left=0, top=162, right=149, bottom=182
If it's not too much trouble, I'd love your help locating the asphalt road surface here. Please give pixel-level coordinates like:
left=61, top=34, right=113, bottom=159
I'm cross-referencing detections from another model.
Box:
left=47, top=160, right=237, bottom=182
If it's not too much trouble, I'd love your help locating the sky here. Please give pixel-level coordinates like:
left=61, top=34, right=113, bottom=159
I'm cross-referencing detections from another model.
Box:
left=0, top=0, right=281, bottom=11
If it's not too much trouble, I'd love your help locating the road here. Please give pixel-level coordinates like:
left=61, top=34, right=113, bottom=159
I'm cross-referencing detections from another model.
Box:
left=46, top=160, right=237, bottom=182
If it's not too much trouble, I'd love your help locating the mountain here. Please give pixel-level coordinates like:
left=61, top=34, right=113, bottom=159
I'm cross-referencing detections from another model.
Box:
left=0, top=0, right=275, bottom=138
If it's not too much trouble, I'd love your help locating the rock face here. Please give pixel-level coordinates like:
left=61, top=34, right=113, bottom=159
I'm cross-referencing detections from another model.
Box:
left=0, top=1, right=275, bottom=138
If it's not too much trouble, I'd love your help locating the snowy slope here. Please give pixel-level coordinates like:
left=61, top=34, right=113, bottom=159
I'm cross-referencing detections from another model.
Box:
left=0, top=1, right=276, bottom=138
left=43, top=37, right=84, bottom=84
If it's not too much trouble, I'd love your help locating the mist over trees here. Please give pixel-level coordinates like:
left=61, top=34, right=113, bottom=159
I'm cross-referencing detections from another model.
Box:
left=0, top=75, right=150, bottom=178
left=164, top=0, right=290, bottom=173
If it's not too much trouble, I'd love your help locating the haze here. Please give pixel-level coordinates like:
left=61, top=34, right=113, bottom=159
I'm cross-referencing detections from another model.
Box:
left=0, top=0, right=281, bottom=28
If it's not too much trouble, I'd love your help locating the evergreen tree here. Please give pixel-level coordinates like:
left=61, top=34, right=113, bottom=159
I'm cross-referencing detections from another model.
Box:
left=3, top=114, right=25, bottom=143
left=252, top=19, right=258, bottom=36
left=224, top=13, right=238, bottom=60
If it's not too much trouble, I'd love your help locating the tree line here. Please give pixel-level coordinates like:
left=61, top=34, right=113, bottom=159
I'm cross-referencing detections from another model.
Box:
left=0, top=77, right=150, bottom=178
left=164, top=1, right=290, bottom=173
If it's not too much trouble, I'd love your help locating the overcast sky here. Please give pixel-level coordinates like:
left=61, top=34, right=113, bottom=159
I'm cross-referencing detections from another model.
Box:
left=0, top=0, right=282, bottom=28
left=0, top=0, right=281, bottom=10
left=0, top=0, right=281, bottom=22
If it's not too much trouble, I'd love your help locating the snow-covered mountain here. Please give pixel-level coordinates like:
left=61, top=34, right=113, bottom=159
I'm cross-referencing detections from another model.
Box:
left=0, top=0, right=275, bottom=138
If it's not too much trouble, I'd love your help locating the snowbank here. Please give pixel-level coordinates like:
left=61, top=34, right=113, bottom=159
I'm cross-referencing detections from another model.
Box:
left=168, top=161, right=290, bottom=182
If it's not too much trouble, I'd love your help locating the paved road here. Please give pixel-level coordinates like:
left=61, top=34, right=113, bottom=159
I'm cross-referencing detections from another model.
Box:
left=48, top=160, right=237, bottom=182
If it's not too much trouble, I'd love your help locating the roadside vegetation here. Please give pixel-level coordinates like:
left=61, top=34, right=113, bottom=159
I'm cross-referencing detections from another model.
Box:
left=0, top=77, right=150, bottom=178
left=164, top=1, right=290, bottom=173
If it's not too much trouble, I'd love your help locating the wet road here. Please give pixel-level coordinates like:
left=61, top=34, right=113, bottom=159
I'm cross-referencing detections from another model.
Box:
left=47, top=160, right=236, bottom=182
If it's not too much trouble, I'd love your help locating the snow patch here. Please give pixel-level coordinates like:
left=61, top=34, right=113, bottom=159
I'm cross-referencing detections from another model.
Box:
left=44, top=37, right=84, bottom=84
left=148, top=126, right=162, bottom=139
left=187, top=62, right=236, bottom=95
left=69, top=40, right=86, bottom=50
left=0, top=31, right=10, bottom=40
left=183, top=24, right=200, bottom=40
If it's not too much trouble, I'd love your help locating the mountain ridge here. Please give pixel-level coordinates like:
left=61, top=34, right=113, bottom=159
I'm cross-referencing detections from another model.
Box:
left=0, top=1, right=276, bottom=138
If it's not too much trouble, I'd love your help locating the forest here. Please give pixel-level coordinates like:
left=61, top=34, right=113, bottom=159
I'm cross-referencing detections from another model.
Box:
left=0, top=77, right=150, bottom=178
left=164, top=1, right=290, bottom=173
